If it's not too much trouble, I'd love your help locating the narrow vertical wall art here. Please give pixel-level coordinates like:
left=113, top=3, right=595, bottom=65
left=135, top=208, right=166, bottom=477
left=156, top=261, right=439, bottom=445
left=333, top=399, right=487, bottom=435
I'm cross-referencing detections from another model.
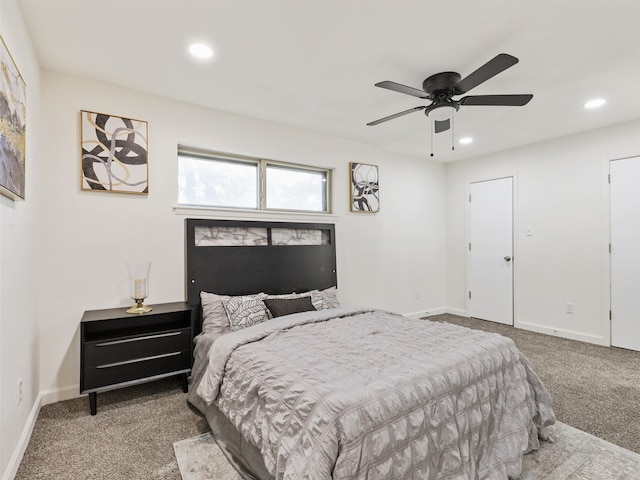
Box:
left=350, top=162, right=379, bottom=212
left=0, top=36, right=27, bottom=200
left=81, top=110, right=149, bottom=194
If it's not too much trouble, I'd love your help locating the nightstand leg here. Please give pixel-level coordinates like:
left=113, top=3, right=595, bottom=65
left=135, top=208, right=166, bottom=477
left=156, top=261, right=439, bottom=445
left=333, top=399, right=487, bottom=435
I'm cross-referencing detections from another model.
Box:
left=180, top=373, right=189, bottom=393
left=89, top=392, right=97, bottom=416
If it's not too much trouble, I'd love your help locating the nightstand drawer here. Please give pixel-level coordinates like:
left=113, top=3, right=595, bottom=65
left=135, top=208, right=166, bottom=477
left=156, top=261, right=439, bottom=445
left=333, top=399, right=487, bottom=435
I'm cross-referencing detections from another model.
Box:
left=82, top=349, right=191, bottom=391
left=84, top=327, right=191, bottom=367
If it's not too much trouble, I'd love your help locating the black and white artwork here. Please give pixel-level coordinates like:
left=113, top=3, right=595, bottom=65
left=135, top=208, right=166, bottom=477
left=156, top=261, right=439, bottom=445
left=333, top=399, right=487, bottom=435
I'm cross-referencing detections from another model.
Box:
left=81, top=110, right=148, bottom=194
left=350, top=162, right=379, bottom=212
left=0, top=36, right=26, bottom=200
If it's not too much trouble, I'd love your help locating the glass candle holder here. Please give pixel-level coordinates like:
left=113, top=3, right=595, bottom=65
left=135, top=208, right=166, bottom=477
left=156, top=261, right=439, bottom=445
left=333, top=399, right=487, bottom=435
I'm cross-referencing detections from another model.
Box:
left=126, top=261, right=152, bottom=314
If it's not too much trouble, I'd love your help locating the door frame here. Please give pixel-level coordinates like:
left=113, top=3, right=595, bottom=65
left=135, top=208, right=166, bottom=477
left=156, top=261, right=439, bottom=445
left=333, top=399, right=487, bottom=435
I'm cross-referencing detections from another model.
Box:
left=465, top=173, right=518, bottom=324
left=606, top=155, right=640, bottom=348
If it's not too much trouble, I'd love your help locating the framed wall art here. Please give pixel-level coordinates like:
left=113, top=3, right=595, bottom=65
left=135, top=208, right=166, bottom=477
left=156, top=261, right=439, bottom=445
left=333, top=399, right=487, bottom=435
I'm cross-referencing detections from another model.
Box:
left=81, top=110, right=149, bottom=194
left=0, top=36, right=27, bottom=201
left=350, top=162, right=379, bottom=213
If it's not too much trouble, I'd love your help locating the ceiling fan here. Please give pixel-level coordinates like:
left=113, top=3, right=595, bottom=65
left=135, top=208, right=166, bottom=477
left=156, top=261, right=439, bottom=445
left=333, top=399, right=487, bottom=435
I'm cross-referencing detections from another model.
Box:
left=367, top=53, right=533, bottom=134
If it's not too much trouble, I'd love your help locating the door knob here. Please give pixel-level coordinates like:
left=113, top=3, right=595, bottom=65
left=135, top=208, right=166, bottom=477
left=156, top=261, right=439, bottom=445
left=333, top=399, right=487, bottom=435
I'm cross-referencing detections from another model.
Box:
left=504, top=256, right=511, bottom=262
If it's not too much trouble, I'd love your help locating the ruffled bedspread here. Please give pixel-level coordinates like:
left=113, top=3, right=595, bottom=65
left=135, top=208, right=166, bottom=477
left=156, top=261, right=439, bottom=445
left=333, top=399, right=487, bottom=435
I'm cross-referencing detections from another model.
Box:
left=194, top=308, right=555, bottom=480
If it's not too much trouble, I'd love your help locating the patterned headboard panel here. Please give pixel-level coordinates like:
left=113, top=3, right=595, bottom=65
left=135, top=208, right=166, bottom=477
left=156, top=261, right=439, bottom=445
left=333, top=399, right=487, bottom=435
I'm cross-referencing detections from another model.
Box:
left=185, top=218, right=337, bottom=308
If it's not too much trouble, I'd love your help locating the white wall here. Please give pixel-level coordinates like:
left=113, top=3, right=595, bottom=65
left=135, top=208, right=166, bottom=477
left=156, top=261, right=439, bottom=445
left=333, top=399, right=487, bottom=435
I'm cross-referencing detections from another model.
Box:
left=36, top=71, right=447, bottom=402
left=12, top=7, right=638, bottom=478
left=0, top=0, right=41, bottom=478
left=446, top=119, right=640, bottom=345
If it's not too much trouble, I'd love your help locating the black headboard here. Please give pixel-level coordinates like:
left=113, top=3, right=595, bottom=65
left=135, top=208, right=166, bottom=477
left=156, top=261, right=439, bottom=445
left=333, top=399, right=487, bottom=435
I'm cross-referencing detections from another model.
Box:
left=185, top=219, right=337, bottom=309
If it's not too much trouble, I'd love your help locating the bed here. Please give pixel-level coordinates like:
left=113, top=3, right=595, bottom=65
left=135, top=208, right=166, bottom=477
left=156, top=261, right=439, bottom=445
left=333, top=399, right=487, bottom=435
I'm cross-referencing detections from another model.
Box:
left=185, top=219, right=555, bottom=480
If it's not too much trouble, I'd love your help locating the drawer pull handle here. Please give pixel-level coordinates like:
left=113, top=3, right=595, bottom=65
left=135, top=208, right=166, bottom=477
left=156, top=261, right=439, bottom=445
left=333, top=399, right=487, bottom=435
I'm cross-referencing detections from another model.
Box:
left=96, top=331, right=182, bottom=347
left=95, top=351, right=182, bottom=369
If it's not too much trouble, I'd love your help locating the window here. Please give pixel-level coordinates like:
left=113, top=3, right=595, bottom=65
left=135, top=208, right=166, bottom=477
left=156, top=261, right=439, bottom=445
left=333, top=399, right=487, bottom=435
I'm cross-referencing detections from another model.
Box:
left=178, top=147, right=331, bottom=213
left=266, top=164, right=327, bottom=211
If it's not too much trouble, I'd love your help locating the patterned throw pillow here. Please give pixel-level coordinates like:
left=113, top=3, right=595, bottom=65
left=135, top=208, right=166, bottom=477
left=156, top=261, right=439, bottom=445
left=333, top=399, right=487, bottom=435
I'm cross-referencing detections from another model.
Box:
left=223, top=293, right=269, bottom=331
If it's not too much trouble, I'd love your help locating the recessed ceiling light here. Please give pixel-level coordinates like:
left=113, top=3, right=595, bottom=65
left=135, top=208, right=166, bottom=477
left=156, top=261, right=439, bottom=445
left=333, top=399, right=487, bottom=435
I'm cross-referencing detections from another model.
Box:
left=189, top=43, right=213, bottom=59
left=584, top=98, right=606, bottom=109
left=459, top=137, right=473, bottom=145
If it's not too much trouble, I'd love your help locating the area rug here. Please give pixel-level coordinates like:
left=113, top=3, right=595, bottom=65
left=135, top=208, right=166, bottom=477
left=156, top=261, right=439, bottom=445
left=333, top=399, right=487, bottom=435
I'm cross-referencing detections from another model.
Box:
left=174, top=422, right=640, bottom=480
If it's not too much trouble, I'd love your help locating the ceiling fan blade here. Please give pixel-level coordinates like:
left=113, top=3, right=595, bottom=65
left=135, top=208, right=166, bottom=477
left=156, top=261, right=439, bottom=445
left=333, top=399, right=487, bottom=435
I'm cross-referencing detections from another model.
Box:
left=375, top=81, right=429, bottom=99
left=434, top=119, right=450, bottom=133
left=367, top=106, right=426, bottom=126
left=454, top=53, right=519, bottom=94
left=460, top=94, right=533, bottom=106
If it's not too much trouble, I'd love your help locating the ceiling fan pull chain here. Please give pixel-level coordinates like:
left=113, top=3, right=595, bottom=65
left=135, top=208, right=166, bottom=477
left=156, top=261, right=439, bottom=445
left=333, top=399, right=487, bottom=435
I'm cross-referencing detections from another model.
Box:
left=451, top=115, right=455, bottom=151
left=430, top=120, right=434, bottom=157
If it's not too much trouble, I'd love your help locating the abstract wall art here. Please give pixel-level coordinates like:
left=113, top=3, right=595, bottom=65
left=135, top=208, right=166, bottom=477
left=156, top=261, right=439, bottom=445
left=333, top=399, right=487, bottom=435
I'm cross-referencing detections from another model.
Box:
left=0, top=36, right=27, bottom=200
left=350, top=162, right=379, bottom=213
left=81, top=110, right=149, bottom=194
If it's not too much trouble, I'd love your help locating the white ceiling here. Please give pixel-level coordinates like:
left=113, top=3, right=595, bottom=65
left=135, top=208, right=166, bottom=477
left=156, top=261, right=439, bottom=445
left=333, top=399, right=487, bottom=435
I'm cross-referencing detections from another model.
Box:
left=17, top=0, right=640, bottom=162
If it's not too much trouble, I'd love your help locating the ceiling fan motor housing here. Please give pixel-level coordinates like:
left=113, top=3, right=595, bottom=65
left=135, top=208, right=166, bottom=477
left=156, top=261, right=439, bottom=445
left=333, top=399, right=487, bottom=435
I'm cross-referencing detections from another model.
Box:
left=422, top=71, right=463, bottom=119
left=422, top=71, right=462, bottom=96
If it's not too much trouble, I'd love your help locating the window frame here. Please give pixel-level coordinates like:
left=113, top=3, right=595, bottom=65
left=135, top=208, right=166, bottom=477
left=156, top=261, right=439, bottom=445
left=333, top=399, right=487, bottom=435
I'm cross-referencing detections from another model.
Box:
left=177, top=146, right=332, bottom=214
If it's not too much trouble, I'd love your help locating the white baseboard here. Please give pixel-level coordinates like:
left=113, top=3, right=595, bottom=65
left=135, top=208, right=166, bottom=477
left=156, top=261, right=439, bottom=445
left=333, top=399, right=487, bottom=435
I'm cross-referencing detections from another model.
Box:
left=2, top=385, right=81, bottom=480
left=405, top=307, right=469, bottom=319
left=2, top=394, right=41, bottom=480
left=516, top=321, right=608, bottom=346
left=404, top=307, right=447, bottom=319
left=445, top=307, right=468, bottom=317
left=40, top=384, right=81, bottom=406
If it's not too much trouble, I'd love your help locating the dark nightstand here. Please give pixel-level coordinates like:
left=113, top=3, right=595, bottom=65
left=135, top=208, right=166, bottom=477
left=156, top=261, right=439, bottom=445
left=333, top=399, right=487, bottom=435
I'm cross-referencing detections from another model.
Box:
left=80, top=301, right=194, bottom=415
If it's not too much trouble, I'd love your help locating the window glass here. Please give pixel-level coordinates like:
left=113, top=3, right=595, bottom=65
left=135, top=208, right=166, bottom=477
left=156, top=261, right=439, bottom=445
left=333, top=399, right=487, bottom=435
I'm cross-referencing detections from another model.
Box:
left=178, top=155, right=258, bottom=209
left=266, top=164, right=327, bottom=212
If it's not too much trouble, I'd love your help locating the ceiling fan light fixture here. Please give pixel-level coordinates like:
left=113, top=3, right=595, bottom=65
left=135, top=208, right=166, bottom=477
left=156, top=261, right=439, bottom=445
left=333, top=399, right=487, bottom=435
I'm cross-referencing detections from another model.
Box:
left=427, top=105, right=457, bottom=121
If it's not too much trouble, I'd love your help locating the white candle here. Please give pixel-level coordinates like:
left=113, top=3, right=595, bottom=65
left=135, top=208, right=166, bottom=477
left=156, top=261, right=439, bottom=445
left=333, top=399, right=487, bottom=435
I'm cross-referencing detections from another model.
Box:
left=134, top=278, right=147, bottom=299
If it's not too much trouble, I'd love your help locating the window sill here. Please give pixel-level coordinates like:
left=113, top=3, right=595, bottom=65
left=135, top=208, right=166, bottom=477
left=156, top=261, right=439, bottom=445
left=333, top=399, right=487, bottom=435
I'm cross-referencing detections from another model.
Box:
left=173, top=205, right=339, bottom=223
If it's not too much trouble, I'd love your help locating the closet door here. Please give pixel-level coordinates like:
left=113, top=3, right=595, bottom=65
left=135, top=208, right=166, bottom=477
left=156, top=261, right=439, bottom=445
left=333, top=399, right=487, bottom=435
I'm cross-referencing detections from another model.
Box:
left=469, top=177, right=514, bottom=325
left=610, top=156, right=640, bottom=351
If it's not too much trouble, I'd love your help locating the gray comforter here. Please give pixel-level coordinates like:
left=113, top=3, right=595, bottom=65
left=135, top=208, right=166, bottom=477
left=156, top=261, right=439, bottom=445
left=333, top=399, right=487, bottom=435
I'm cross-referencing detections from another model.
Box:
left=193, top=308, right=555, bottom=480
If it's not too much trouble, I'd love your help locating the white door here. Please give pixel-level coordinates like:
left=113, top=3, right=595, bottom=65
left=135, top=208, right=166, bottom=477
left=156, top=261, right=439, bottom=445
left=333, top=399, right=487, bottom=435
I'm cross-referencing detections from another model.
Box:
left=610, top=156, right=640, bottom=351
left=469, top=177, right=514, bottom=325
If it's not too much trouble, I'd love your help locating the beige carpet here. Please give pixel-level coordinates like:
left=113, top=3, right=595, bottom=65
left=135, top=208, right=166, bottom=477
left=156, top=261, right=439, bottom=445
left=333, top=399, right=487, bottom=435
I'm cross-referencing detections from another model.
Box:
left=174, top=422, right=640, bottom=480
left=15, top=315, right=640, bottom=479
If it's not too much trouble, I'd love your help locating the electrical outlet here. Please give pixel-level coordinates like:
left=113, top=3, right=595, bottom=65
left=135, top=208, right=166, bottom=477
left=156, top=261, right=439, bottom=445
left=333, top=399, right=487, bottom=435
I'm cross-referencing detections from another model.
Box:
left=18, top=379, right=23, bottom=405
left=566, top=303, right=574, bottom=314
left=414, top=290, right=420, bottom=299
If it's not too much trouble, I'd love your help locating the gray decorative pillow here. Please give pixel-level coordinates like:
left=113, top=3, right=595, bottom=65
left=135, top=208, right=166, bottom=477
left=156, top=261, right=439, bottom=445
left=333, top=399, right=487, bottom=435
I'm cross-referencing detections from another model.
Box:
left=263, top=296, right=316, bottom=318
left=262, top=288, right=340, bottom=311
left=310, top=287, right=340, bottom=310
left=321, top=286, right=340, bottom=308
left=200, top=291, right=231, bottom=336
left=223, top=293, right=269, bottom=331
left=263, top=292, right=309, bottom=317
